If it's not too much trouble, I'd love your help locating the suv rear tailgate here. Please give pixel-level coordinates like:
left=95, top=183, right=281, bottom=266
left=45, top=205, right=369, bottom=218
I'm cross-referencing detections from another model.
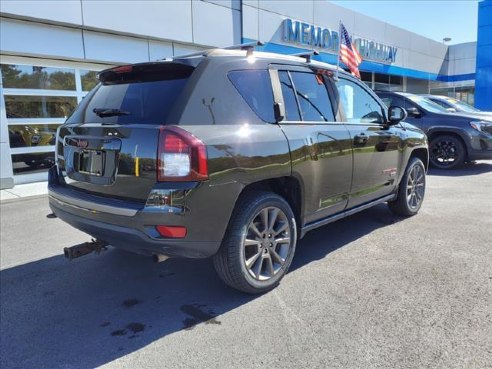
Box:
left=56, top=123, right=159, bottom=202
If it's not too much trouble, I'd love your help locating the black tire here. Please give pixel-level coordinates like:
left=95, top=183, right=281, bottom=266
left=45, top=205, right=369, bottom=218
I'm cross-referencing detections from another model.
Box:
left=388, top=157, right=426, bottom=217
left=429, top=134, right=466, bottom=169
left=213, top=191, right=297, bottom=294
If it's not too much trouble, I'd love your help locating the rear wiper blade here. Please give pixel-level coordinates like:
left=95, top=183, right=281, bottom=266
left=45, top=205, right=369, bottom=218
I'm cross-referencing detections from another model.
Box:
left=93, top=108, right=131, bottom=117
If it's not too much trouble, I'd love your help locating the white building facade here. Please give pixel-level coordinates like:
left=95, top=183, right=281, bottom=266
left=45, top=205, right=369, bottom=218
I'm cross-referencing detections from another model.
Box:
left=0, top=0, right=478, bottom=188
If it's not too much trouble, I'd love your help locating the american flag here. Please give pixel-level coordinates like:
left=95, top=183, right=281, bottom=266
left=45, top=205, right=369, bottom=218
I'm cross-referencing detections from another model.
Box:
left=339, top=22, right=362, bottom=78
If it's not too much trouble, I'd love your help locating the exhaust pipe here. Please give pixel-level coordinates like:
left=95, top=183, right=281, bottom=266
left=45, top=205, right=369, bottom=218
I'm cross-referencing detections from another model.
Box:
left=64, top=239, right=108, bottom=260
left=152, top=254, right=169, bottom=263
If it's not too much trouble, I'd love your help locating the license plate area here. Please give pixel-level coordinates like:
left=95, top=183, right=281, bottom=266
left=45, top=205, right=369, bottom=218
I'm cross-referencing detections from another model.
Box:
left=75, top=150, right=105, bottom=176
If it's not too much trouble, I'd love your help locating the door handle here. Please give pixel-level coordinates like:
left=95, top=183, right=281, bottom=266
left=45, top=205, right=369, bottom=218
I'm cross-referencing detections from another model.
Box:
left=354, top=133, right=368, bottom=145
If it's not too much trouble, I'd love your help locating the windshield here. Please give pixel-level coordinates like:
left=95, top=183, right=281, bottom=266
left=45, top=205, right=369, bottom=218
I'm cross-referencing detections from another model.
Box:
left=445, top=98, right=481, bottom=113
left=406, top=95, right=450, bottom=113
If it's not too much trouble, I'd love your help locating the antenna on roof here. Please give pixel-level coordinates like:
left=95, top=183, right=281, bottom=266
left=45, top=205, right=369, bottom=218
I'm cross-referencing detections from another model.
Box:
left=292, top=50, right=319, bottom=63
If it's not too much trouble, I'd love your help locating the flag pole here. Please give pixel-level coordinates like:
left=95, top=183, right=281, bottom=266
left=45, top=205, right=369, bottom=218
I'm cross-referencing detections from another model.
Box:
left=335, top=20, right=341, bottom=81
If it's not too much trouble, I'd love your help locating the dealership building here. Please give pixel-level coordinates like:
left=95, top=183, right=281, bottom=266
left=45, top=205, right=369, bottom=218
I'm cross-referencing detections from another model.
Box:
left=0, top=0, right=491, bottom=189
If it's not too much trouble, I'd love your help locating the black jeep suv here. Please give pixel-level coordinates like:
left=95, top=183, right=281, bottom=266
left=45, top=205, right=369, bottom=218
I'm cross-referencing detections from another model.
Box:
left=376, top=91, right=492, bottom=169
left=49, top=46, right=428, bottom=293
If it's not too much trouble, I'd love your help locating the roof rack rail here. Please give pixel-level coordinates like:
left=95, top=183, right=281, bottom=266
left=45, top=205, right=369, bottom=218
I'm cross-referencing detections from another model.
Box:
left=292, top=50, right=319, bottom=63
left=223, top=41, right=264, bottom=51
left=169, top=50, right=208, bottom=60
left=224, top=41, right=264, bottom=57
left=170, top=40, right=264, bottom=60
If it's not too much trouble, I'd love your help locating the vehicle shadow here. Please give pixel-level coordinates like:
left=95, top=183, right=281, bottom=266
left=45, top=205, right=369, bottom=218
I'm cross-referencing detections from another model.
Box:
left=0, top=204, right=399, bottom=369
left=427, top=160, right=492, bottom=177
left=291, top=203, right=401, bottom=271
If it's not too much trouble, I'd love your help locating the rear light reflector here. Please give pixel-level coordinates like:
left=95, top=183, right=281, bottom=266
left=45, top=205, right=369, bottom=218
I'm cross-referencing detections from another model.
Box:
left=157, top=126, right=208, bottom=182
left=155, top=225, right=187, bottom=238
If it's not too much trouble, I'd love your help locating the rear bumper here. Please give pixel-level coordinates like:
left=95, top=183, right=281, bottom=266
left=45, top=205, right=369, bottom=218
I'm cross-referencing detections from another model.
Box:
left=48, top=167, right=226, bottom=258
left=50, top=200, right=219, bottom=258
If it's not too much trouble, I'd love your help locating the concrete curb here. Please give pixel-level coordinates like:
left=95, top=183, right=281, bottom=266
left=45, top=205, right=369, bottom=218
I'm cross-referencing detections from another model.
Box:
left=0, top=182, right=48, bottom=202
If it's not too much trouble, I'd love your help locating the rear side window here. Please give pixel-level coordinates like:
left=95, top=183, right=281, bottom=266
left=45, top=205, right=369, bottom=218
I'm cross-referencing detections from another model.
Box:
left=279, top=71, right=301, bottom=121
left=228, top=70, right=275, bottom=123
left=289, top=71, right=335, bottom=122
left=67, top=63, right=193, bottom=125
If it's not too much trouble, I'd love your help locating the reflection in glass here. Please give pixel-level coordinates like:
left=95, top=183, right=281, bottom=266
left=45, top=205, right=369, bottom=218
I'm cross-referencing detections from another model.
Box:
left=278, top=71, right=301, bottom=121
left=228, top=70, right=275, bottom=122
left=5, top=96, right=77, bottom=118
left=337, top=78, right=384, bottom=123
left=289, top=71, right=335, bottom=122
left=80, top=70, right=99, bottom=91
left=8, top=124, right=59, bottom=148
left=1, top=64, right=76, bottom=90
left=12, top=152, right=55, bottom=174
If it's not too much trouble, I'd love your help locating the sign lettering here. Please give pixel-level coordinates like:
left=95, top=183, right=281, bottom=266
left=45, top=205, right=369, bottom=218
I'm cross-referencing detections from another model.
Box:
left=282, top=18, right=397, bottom=64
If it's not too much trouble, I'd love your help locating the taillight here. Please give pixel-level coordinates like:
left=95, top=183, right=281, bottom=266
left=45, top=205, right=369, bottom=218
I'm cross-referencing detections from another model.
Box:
left=157, top=126, right=208, bottom=182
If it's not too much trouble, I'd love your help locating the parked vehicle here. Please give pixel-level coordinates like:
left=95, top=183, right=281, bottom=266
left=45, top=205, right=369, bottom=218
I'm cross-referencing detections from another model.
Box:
left=9, top=125, right=56, bottom=167
left=422, top=95, right=492, bottom=118
left=376, top=91, right=492, bottom=169
left=49, top=45, right=428, bottom=294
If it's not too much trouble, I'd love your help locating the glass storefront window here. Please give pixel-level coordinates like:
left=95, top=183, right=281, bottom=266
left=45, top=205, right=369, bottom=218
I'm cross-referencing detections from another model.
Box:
left=360, top=71, right=372, bottom=89
left=1, top=61, right=106, bottom=181
left=406, top=77, right=429, bottom=94
left=8, top=124, right=58, bottom=148
left=375, top=73, right=389, bottom=84
left=5, top=96, right=77, bottom=119
left=11, top=152, right=56, bottom=175
left=1, top=64, right=76, bottom=90
left=80, top=70, right=99, bottom=91
left=374, top=73, right=403, bottom=91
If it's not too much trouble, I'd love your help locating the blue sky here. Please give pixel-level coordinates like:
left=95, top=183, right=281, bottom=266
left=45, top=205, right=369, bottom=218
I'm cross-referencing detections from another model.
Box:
left=330, top=0, right=479, bottom=45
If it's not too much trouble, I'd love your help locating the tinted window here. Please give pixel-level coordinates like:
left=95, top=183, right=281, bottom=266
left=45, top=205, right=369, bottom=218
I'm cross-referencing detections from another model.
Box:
left=279, top=71, right=301, bottom=121
left=67, top=78, right=189, bottom=125
left=337, top=79, right=384, bottom=124
left=406, top=95, right=448, bottom=113
left=289, top=72, right=335, bottom=122
left=228, top=70, right=275, bottom=122
left=430, top=99, right=450, bottom=109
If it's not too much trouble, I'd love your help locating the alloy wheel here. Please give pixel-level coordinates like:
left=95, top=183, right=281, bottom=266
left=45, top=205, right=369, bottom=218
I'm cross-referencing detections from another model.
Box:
left=431, top=139, right=459, bottom=167
left=406, top=163, right=425, bottom=210
left=242, top=207, right=292, bottom=281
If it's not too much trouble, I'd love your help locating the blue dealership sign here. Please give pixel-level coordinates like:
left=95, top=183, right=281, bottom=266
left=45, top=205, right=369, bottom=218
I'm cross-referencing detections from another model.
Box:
left=282, top=18, right=397, bottom=64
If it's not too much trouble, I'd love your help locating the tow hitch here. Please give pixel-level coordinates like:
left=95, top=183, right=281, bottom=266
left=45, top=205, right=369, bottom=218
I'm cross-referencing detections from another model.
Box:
left=64, top=239, right=108, bottom=260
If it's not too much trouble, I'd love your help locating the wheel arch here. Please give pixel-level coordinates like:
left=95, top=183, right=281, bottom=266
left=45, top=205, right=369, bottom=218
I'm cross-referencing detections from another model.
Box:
left=426, top=128, right=469, bottom=160
left=409, top=147, right=429, bottom=171
left=233, top=177, right=304, bottom=235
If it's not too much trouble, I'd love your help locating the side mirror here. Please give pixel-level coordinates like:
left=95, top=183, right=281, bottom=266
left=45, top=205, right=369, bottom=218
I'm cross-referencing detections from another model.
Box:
left=406, top=106, right=422, bottom=118
left=446, top=107, right=457, bottom=113
left=387, top=106, right=407, bottom=125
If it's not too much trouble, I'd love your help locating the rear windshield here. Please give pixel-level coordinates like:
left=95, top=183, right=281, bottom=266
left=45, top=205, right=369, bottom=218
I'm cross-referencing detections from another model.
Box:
left=66, top=63, right=193, bottom=125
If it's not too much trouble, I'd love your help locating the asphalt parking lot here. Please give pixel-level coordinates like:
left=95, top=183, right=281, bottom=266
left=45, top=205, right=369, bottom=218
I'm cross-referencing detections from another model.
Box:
left=1, top=161, right=491, bottom=369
